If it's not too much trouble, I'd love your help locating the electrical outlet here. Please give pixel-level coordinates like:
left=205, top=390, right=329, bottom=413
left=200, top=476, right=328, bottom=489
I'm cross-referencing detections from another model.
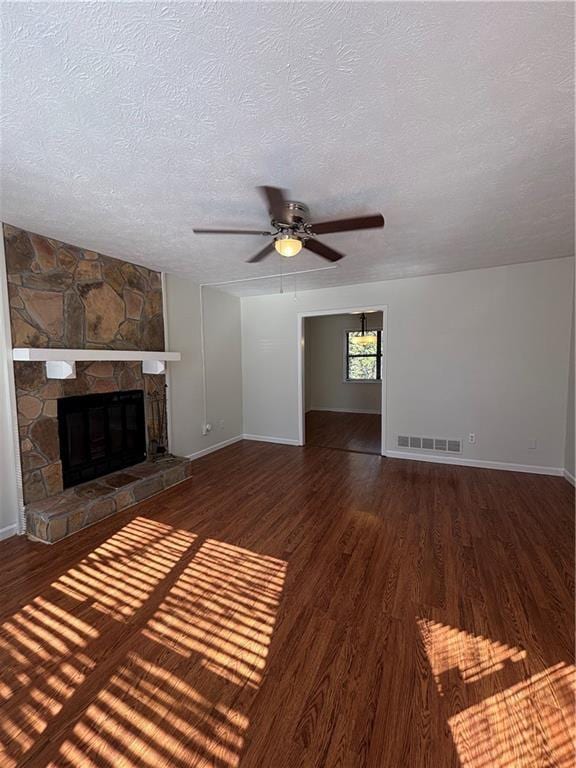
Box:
left=468, top=433, right=476, bottom=444
left=201, top=423, right=213, bottom=436
left=529, top=439, right=537, bottom=450
left=219, top=419, right=225, bottom=430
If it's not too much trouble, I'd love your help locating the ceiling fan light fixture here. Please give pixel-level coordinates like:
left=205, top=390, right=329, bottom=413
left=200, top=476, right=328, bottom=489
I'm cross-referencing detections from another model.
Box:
left=274, top=234, right=302, bottom=258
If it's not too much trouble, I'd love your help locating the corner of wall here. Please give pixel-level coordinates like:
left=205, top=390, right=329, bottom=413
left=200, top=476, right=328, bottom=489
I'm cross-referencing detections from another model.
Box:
left=0, top=228, right=24, bottom=536
left=164, top=276, right=244, bottom=458
left=564, top=294, right=575, bottom=483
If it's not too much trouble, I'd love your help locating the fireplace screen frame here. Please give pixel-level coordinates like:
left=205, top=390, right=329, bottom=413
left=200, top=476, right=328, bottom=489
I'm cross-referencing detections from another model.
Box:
left=58, top=389, right=147, bottom=489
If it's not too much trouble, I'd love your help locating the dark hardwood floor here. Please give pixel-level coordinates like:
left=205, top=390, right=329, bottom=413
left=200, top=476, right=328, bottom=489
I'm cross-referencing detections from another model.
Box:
left=0, top=440, right=574, bottom=768
left=306, top=410, right=381, bottom=455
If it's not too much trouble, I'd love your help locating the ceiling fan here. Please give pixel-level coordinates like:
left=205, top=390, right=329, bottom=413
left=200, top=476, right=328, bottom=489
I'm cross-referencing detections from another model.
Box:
left=192, top=186, right=385, bottom=263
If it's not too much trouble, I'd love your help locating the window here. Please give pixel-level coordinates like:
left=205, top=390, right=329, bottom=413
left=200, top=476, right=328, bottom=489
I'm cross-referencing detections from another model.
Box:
left=345, top=330, right=382, bottom=381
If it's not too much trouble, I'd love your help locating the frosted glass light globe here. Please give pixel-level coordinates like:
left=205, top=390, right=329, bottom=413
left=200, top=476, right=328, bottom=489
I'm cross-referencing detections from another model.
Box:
left=275, top=236, right=302, bottom=257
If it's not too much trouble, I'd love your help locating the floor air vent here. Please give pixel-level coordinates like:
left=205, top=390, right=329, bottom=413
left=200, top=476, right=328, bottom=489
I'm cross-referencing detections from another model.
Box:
left=397, top=435, right=461, bottom=453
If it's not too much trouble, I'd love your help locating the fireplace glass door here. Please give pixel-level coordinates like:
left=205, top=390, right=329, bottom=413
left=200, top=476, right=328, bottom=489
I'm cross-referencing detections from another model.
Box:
left=58, top=389, right=146, bottom=488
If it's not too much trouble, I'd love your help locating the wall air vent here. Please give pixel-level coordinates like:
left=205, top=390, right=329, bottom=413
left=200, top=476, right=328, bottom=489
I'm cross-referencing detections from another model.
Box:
left=397, top=435, right=462, bottom=454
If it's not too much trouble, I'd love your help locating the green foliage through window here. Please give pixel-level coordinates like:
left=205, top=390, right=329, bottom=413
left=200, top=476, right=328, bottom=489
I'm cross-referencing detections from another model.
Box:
left=346, top=330, right=382, bottom=381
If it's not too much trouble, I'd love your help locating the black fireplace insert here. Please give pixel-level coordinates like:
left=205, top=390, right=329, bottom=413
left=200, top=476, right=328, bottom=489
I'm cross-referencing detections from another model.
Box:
left=58, top=389, right=146, bottom=489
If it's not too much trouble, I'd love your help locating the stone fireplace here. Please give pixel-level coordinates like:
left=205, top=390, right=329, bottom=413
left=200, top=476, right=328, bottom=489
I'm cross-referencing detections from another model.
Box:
left=4, top=224, right=190, bottom=542
left=12, top=358, right=166, bottom=504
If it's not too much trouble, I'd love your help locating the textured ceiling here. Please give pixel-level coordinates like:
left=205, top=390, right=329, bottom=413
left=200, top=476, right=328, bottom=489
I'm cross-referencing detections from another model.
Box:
left=1, top=2, right=574, bottom=296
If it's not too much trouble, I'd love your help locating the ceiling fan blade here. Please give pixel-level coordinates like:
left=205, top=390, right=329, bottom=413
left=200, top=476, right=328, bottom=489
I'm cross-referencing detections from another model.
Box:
left=257, top=186, right=287, bottom=221
left=311, top=214, right=385, bottom=235
left=247, top=241, right=275, bottom=263
left=193, top=228, right=272, bottom=235
left=304, top=238, right=345, bottom=262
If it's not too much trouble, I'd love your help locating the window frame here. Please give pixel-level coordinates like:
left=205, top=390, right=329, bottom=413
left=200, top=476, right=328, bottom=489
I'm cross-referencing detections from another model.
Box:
left=344, top=329, right=382, bottom=383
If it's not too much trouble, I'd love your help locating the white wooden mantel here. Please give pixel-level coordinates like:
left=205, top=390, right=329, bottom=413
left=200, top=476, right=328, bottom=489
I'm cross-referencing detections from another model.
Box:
left=12, top=348, right=181, bottom=379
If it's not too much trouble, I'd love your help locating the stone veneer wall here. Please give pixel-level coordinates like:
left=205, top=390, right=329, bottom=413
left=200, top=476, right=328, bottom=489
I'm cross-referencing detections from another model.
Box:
left=3, top=224, right=167, bottom=505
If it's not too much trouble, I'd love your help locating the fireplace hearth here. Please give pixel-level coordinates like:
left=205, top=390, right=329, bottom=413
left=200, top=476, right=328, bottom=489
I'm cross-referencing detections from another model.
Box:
left=58, top=390, right=147, bottom=488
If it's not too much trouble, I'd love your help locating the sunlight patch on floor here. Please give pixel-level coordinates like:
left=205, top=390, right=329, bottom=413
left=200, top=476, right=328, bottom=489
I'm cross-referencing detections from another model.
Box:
left=59, top=539, right=287, bottom=767
left=54, top=517, right=197, bottom=620
left=418, top=618, right=576, bottom=767
left=143, top=538, right=287, bottom=686
left=418, top=618, right=528, bottom=689
left=0, top=517, right=287, bottom=768
left=447, top=663, right=575, bottom=768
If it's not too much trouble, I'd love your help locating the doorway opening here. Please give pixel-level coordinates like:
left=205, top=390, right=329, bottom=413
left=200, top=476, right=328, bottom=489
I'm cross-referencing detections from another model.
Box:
left=298, top=308, right=387, bottom=456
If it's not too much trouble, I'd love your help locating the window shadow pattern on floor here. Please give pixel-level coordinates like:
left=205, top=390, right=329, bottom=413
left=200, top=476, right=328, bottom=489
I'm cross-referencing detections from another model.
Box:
left=418, top=618, right=575, bottom=768
left=0, top=517, right=287, bottom=767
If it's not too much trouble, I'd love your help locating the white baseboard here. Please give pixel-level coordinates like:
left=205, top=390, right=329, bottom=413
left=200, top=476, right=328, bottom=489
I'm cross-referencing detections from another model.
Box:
left=386, top=450, right=564, bottom=476
left=0, top=523, right=18, bottom=541
left=186, top=435, right=243, bottom=461
left=308, top=407, right=381, bottom=415
left=242, top=434, right=301, bottom=446
left=185, top=436, right=569, bottom=479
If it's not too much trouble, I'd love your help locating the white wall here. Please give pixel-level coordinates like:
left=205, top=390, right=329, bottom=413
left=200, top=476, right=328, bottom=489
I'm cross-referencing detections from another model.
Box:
left=306, top=313, right=382, bottom=413
left=0, top=234, right=22, bottom=539
left=565, top=303, right=575, bottom=481
left=164, top=277, right=243, bottom=458
left=242, top=258, right=574, bottom=471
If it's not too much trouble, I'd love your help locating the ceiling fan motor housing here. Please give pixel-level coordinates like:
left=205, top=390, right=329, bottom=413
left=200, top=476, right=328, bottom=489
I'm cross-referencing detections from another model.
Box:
left=274, top=200, right=310, bottom=230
